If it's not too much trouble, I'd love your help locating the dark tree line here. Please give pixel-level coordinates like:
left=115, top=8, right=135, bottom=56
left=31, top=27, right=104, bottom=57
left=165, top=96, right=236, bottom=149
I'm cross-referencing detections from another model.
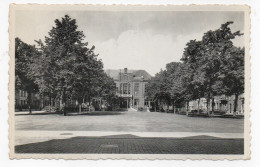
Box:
left=15, top=15, right=117, bottom=115
left=146, top=21, right=244, bottom=115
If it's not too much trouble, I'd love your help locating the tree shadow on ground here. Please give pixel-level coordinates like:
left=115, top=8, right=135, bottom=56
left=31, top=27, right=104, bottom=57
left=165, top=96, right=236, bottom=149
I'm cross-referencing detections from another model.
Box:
left=15, top=111, right=125, bottom=116
left=67, top=111, right=124, bottom=116
left=15, top=135, right=244, bottom=154
left=15, top=112, right=59, bottom=116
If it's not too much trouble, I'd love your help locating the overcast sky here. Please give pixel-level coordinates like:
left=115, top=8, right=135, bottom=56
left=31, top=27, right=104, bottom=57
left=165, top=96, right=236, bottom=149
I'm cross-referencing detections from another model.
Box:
left=15, top=10, right=244, bottom=76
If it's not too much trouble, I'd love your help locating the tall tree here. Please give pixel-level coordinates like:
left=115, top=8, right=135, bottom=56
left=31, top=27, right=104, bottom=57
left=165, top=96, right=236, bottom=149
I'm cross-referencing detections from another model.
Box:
left=15, top=38, right=39, bottom=113
left=165, top=62, right=187, bottom=113
left=182, top=21, right=243, bottom=114
left=99, top=74, right=117, bottom=110
left=200, top=21, right=243, bottom=113
left=34, top=15, right=108, bottom=115
left=218, top=46, right=244, bottom=115
left=181, top=40, right=205, bottom=111
left=146, top=69, right=171, bottom=112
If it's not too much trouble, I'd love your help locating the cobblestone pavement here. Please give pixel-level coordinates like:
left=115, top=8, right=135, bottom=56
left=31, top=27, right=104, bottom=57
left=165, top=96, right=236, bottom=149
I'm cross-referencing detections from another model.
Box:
left=15, top=134, right=244, bottom=154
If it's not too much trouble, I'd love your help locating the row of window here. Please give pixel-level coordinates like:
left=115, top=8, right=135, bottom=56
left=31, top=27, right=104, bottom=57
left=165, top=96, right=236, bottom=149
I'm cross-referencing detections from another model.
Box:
left=133, top=100, right=150, bottom=107
left=19, top=90, right=27, bottom=97
left=19, top=100, right=27, bottom=105
left=118, top=83, right=140, bottom=95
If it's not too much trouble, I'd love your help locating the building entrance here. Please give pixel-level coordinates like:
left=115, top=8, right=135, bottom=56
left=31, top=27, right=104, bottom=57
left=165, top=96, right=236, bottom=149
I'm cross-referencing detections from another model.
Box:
left=120, top=98, right=130, bottom=109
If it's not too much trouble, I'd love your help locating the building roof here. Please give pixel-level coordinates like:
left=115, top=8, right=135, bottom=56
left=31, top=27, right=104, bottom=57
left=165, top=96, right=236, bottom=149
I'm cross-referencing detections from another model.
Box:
left=105, top=69, right=152, bottom=81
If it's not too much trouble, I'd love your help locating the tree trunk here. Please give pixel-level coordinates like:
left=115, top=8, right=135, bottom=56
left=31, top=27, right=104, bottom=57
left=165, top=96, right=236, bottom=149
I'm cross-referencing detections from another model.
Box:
left=186, top=101, right=189, bottom=116
left=172, top=99, right=175, bottom=114
left=79, top=103, right=82, bottom=113
left=198, top=98, right=200, bottom=111
left=88, top=96, right=91, bottom=112
left=158, top=100, right=162, bottom=112
left=78, top=98, right=83, bottom=113
left=158, top=100, right=160, bottom=112
left=48, top=94, right=51, bottom=112
left=155, top=101, right=157, bottom=112
left=59, top=97, right=62, bottom=112
left=111, top=99, right=113, bottom=111
left=211, top=97, right=215, bottom=114
left=100, top=98, right=102, bottom=110
left=28, top=90, right=32, bottom=114
left=51, top=97, right=54, bottom=111
left=40, top=94, right=44, bottom=110
left=207, top=92, right=211, bottom=116
left=62, top=90, right=67, bottom=116
left=233, top=93, right=239, bottom=117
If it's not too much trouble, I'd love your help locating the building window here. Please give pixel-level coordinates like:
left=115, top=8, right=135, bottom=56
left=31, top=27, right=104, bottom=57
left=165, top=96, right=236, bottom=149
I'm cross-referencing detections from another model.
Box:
left=120, top=83, right=123, bottom=94
left=128, top=83, right=131, bottom=94
left=124, top=75, right=128, bottom=82
left=144, top=83, right=148, bottom=96
left=123, top=83, right=128, bottom=94
left=134, top=83, right=139, bottom=96
left=116, top=86, right=119, bottom=93
left=134, top=99, right=139, bottom=106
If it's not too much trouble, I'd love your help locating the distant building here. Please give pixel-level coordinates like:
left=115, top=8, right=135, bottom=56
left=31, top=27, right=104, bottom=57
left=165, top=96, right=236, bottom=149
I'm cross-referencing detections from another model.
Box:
left=15, top=89, right=48, bottom=111
left=106, top=68, right=152, bottom=109
left=188, top=94, right=244, bottom=115
left=15, top=90, right=28, bottom=107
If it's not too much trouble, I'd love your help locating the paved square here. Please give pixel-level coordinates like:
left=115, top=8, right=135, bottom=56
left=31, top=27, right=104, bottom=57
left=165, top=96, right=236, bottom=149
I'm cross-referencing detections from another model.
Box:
left=15, top=110, right=244, bottom=133
left=14, top=110, right=244, bottom=154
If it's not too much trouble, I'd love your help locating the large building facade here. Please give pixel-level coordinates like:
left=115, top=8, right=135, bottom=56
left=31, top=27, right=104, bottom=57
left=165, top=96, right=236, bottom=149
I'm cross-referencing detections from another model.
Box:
left=106, top=68, right=152, bottom=109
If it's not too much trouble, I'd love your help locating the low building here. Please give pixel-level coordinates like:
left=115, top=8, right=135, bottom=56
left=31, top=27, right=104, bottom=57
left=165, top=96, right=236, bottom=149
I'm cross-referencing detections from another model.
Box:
left=15, top=89, right=49, bottom=111
left=106, top=68, right=152, bottom=109
left=15, top=89, right=28, bottom=108
left=188, top=94, right=244, bottom=115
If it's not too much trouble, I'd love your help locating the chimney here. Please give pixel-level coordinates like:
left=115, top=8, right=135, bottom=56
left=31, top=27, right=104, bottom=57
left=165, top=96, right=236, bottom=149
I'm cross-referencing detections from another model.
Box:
left=124, top=68, right=128, bottom=73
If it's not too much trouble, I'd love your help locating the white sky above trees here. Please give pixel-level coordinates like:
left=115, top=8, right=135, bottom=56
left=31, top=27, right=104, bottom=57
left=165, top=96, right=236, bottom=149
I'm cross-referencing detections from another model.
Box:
left=15, top=11, right=244, bottom=76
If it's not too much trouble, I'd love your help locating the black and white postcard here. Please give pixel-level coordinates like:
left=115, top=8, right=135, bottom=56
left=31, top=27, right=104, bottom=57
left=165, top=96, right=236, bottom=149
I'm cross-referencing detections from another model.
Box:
left=9, top=4, right=250, bottom=159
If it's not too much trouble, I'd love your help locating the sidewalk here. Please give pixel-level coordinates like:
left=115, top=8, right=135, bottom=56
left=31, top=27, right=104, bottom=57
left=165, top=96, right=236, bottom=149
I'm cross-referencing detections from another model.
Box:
left=15, top=130, right=244, bottom=145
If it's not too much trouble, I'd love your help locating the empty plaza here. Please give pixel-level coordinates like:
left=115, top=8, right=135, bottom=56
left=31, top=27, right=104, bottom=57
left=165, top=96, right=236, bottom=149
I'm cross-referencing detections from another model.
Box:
left=15, top=110, right=243, bottom=133
left=14, top=110, right=244, bottom=154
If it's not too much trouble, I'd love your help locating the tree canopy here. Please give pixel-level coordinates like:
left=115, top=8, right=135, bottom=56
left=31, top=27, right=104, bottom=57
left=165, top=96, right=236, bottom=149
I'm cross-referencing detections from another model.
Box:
left=15, top=15, right=117, bottom=114
left=15, top=37, right=39, bottom=112
left=146, top=21, right=244, bottom=114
